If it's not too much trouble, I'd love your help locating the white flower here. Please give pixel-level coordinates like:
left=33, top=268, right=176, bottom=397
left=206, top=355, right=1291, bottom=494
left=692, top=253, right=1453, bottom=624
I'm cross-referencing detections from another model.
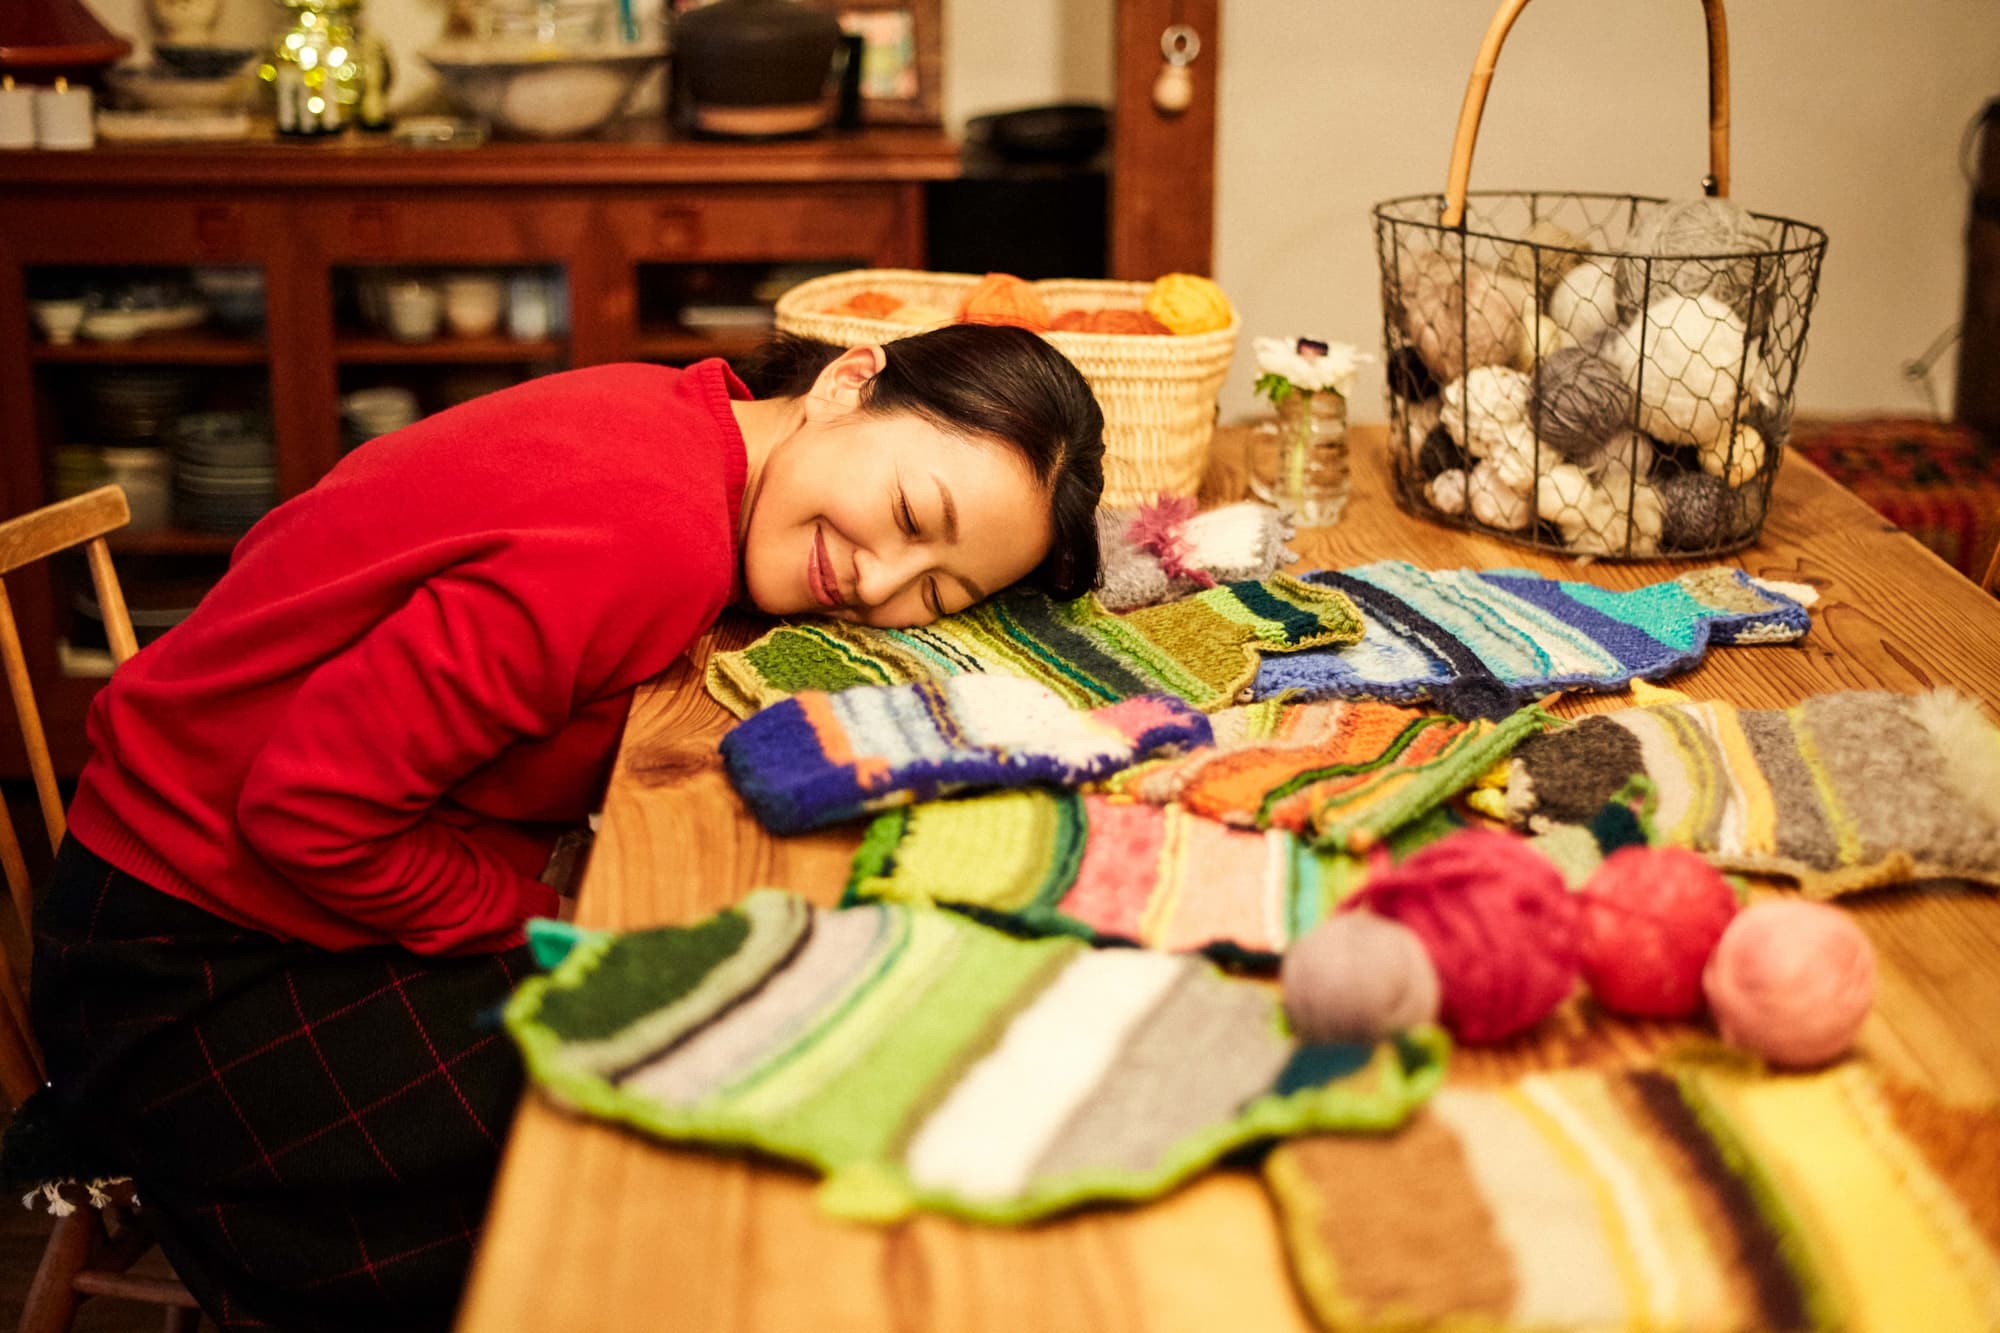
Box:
left=1253, top=336, right=1370, bottom=399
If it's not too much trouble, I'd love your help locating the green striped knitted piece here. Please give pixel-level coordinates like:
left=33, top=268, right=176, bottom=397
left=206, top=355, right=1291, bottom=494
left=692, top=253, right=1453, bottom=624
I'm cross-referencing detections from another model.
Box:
left=505, top=890, right=1447, bottom=1224
left=704, top=575, right=1366, bottom=718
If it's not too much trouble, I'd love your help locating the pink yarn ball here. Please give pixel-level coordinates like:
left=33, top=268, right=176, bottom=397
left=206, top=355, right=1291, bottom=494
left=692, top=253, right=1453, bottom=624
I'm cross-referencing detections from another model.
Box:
left=1282, top=911, right=1442, bottom=1043
left=1702, top=898, right=1876, bottom=1067
left=1580, top=846, right=1739, bottom=1018
left=1346, top=827, right=1580, bottom=1044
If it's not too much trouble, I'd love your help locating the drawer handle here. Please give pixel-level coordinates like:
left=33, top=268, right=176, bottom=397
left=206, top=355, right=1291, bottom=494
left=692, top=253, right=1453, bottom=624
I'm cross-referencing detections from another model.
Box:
left=653, top=208, right=701, bottom=251
left=195, top=206, right=242, bottom=255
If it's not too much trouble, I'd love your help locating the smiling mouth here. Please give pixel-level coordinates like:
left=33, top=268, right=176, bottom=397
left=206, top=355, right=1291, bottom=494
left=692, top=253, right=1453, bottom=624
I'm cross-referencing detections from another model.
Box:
left=810, top=526, right=842, bottom=608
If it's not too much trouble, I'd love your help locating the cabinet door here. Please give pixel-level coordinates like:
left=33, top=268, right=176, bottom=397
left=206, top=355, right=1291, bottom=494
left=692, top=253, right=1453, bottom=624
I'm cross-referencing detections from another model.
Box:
left=597, top=185, right=923, bottom=366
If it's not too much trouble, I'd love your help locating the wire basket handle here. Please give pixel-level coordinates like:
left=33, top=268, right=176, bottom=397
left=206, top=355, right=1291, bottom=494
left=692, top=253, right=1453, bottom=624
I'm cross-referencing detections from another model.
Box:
left=1441, top=0, right=1731, bottom=228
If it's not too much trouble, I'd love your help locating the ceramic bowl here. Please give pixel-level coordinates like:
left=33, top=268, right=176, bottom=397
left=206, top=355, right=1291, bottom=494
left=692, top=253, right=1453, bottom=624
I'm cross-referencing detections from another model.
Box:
left=108, top=65, right=257, bottom=112
left=30, top=298, right=88, bottom=345
left=419, top=41, right=666, bottom=140
left=152, top=44, right=258, bottom=79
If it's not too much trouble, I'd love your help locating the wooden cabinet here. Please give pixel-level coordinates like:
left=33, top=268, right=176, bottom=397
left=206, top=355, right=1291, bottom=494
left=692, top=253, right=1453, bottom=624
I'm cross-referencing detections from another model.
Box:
left=0, top=125, right=958, bottom=775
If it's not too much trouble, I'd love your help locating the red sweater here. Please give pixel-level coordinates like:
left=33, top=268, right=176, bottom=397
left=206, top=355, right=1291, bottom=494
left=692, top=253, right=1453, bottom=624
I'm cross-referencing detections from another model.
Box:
left=69, top=360, right=748, bottom=956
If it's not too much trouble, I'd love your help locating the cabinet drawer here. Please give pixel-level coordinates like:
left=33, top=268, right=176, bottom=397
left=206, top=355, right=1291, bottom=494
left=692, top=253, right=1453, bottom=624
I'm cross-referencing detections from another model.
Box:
left=299, top=196, right=593, bottom=263
left=0, top=196, right=285, bottom=264
left=601, top=186, right=914, bottom=262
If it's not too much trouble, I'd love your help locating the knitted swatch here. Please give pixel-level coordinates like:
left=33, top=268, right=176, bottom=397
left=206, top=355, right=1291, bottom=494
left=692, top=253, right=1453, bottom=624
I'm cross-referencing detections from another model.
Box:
left=705, top=575, right=1365, bottom=718
left=845, top=789, right=1462, bottom=965
left=1095, top=498, right=1294, bottom=611
left=1265, top=1060, right=2000, bottom=1332
left=1107, top=696, right=1552, bottom=851
left=1504, top=684, right=2000, bottom=896
left=506, top=890, right=1448, bottom=1224
left=1253, top=564, right=1816, bottom=720
left=720, top=675, right=1211, bottom=834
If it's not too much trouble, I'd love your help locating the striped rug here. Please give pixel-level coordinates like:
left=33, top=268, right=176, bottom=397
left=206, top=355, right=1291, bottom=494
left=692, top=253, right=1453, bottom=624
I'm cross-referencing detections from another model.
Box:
left=506, top=890, right=1447, bottom=1224
left=1265, top=1060, right=2000, bottom=1332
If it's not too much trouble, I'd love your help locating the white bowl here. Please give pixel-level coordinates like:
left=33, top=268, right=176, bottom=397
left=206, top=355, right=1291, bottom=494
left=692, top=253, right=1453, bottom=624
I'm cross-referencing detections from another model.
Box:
left=30, top=298, right=87, bottom=345
left=419, top=41, right=666, bottom=140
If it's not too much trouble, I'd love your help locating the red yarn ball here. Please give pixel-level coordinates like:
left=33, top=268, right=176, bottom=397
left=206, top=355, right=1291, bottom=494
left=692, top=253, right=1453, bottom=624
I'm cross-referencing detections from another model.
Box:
left=1346, top=827, right=1580, bottom=1043
left=1580, top=846, right=1739, bottom=1018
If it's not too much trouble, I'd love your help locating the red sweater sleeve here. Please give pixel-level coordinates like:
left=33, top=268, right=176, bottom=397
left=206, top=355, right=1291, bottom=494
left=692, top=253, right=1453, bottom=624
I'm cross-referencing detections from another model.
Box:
left=234, top=533, right=694, bottom=955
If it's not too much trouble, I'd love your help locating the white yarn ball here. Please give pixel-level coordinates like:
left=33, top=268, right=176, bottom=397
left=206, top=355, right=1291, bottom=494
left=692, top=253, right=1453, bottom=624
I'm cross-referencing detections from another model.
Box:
left=1426, top=468, right=1469, bottom=517
left=1602, top=294, right=1746, bottom=448
left=1403, top=396, right=1443, bottom=463
left=1593, top=429, right=1656, bottom=489
left=1534, top=463, right=1610, bottom=545
left=1399, top=250, right=1530, bottom=381
left=1699, top=421, right=1768, bottom=487
left=1469, top=461, right=1533, bottom=530
left=1497, top=218, right=1590, bottom=298
left=1512, top=293, right=1573, bottom=373
left=1441, top=366, right=1535, bottom=459
left=1548, top=260, right=1621, bottom=348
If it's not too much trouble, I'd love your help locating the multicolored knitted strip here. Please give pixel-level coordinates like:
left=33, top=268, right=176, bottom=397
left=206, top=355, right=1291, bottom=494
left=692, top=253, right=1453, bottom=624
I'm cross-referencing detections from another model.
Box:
left=1252, top=564, right=1816, bottom=720
left=844, top=789, right=1462, bottom=965
left=1107, top=696, right=1553, bottom=851
left=719, top=676, right=1212, bottom=834
left=1504, top=684, right=2000, bottom=896
left=704, top=574, right=1366, bottom=719
left=1095, top=498, right=1294, bottom=612
left=505, top=890, right=1448, bottom=1225
left=1265, top=1060, right=2000, bottom=1332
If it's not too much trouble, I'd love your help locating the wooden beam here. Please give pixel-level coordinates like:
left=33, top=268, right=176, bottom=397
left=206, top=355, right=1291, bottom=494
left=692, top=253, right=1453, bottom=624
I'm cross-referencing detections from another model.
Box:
left=1110, top=0, right=1219, bottom=279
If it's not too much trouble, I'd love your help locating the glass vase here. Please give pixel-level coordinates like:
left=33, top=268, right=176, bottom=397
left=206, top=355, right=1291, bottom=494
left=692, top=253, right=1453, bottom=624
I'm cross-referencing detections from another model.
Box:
left=1249, top=390, right=1350, bottom=528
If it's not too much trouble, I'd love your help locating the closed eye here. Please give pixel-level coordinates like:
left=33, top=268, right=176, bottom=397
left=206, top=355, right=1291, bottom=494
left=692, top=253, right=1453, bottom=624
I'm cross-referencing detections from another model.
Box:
left=897, top=490, right=920, bottom=537
left=923, top=576, right=944, bottom=619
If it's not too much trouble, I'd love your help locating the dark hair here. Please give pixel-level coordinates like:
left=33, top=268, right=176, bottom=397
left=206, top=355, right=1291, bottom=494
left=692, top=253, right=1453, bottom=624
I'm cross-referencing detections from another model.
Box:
left=737, top=325, right=1105, bottom=599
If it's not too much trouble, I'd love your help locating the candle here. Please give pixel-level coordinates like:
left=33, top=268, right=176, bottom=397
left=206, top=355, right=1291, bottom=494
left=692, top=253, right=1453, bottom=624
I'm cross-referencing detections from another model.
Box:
left=33, top=76, right=94, bottom=151
left=0, top=76, right=33, bottom=150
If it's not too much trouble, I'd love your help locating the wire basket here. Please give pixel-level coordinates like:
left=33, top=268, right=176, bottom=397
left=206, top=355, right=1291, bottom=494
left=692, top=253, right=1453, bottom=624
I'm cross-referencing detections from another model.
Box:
left=1376, top=0, right=1828, bottom=559
left=774, top=269, right=1239, bottom=507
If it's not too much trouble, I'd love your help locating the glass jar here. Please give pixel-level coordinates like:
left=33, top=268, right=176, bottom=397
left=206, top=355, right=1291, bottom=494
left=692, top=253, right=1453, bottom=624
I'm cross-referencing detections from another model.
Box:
left=98, top=445, right=173, bottom=532
left=1249, top=390, right=1350, bottom=528
left=261, top=0, right=363, bottom=136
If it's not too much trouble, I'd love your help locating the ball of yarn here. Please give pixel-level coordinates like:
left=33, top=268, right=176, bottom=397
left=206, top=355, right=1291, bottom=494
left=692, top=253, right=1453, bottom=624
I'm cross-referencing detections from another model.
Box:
left=1534, top=462, right=1613, bottom=548
left=1497, top=218, right=1589, bottom=298
left=1050, top=307, right=1173, bottom=336
left=1579, top=846, right=1738, bottom=1018
left=1387, top=345, right=1441, bottom=402
left=1658, top=471, right=1734, bottom=551
left=1415, top=425, right=1461, bottom=480
left=1601, top=294, right=1746, bottom=448
left=1547, top=259, right=1621, bottom=347
left=1398, top=250, right=1529, bottom=381
left=1282, top=911, right=1442, bottom=1043
left=1615, top=197, right=1775, bottom=326
left=1698, top=421, right=1767, bottom=487
left=826, top=289, right=904, bottom=319
left=956, top=272, right=1050, bottom=331
left=883, top=302, right=953, bottom=329
left=1346, top=828, right=1581, bottom=1044
left=1441, top=365, right=1535, bottom=461
left=1426, top=468, right=1469, bottom=517
left=1468, top=460, right=1532, bottom=530
left=1143, top=273, right=1234, bottom=335
left=1703, top=898, right=1876, bottom=1067
left=1531, top=345, right=1635, bottom=465
left=1567, top=466, right=1665, bottom=557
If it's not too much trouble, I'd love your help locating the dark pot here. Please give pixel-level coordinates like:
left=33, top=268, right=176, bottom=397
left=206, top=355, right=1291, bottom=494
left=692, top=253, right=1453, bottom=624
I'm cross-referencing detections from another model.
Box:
left=674, top=0, right=841, bottom=131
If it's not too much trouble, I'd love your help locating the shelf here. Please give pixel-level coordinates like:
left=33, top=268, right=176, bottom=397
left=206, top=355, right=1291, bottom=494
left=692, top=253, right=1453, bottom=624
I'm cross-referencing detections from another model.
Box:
left=630, top=324, right=772, bottom=363
left=30, top=331, right=268, bottom=365
left=334, top=335, right=566, bottom=364
left=104, top=528, right=241, bottom=555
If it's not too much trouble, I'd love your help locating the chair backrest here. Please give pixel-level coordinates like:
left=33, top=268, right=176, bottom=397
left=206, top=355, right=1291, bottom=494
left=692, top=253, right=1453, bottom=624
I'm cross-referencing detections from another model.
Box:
left=0, top=486, right=137, bottom=1109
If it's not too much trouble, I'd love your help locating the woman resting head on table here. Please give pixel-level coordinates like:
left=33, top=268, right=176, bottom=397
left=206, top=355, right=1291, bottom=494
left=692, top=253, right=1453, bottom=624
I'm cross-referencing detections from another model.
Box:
left=30, top=323, right=1104, bottom=1332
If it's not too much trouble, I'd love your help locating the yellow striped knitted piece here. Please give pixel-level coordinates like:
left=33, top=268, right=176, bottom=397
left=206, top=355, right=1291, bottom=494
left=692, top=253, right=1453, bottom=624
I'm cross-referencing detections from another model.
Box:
left=1265, top=1059, right=2000, bottom=1332
left=704, top=576, right=1365, bottom=718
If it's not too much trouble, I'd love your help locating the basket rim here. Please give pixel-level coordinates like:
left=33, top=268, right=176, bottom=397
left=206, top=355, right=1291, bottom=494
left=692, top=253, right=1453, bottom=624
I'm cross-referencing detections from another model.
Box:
left=1371, top=189, right=1829, bottom=261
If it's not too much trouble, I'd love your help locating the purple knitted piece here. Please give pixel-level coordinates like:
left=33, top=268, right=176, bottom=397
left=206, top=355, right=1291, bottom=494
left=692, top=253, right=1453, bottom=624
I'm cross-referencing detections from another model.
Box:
left=721, top=674, right=1213, bottom=834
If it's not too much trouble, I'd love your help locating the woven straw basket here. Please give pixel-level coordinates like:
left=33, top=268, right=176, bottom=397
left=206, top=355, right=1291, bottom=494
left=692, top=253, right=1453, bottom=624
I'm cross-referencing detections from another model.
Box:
left=773, top=269, right=1239, bottom=507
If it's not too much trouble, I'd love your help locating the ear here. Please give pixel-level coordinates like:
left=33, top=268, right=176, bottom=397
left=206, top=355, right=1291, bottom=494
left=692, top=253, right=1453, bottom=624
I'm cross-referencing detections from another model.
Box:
left=802, top=345, right=889, bottom=422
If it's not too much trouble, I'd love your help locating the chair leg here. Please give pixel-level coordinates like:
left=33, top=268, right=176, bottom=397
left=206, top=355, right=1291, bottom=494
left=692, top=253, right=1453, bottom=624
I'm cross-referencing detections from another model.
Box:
left=162, top=1306, right=201, bottom=1333
left=18, top=1210, right=94, bottom=1333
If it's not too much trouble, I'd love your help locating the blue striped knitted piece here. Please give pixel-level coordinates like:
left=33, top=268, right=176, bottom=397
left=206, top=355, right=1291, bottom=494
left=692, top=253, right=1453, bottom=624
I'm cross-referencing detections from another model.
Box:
left=1252, top=564, right=1814, bottom=720
left=721, top=674, right=1213, bottom=834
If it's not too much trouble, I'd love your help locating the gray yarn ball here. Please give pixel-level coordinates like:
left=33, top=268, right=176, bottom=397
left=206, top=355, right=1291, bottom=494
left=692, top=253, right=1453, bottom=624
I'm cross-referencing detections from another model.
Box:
left=1615, top=197, right=1777, bottom=329
left=1658, top=471, right=1734, bottom=551
left=1531, top=346, right=1634, bottom=465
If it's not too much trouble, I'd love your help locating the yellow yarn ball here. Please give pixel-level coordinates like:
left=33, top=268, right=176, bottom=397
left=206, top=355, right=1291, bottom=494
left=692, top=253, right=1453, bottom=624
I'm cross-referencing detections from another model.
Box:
left=1143, top=273, right=1234, bottom=335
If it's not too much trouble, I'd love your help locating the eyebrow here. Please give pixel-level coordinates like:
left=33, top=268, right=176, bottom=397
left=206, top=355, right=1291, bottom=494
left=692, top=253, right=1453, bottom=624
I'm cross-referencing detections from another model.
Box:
left=932, top=474, right=960, bottom=544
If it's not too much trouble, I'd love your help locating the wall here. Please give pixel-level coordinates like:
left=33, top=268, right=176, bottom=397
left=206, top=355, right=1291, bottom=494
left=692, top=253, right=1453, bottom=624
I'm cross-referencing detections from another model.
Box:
left=81, top=0, right=1991, bottom=422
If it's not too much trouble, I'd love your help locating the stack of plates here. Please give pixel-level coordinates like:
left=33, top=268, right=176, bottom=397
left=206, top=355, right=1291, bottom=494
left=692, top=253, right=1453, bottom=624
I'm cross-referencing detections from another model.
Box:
left=89, top=370, right=191, bottom=442
left=341, top=386, right=422, bottom=448
left=169, top=410, right=277, bottom=533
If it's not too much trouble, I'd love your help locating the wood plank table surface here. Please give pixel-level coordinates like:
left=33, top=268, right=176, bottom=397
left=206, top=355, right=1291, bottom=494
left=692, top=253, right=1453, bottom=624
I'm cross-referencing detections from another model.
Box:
left=457, top=424, right=2000, bottom=1333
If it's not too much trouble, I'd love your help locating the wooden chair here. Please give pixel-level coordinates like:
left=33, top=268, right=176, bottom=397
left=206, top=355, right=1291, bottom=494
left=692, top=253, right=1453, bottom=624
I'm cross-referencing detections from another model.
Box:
left=1983, top=538, right=2000, bottom=595
left=0, top=487, right=202, bottom=1332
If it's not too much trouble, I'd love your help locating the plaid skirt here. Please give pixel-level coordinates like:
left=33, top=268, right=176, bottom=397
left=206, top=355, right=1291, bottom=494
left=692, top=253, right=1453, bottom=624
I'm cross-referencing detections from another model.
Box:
left=31, top=836, right=532, bottom=1332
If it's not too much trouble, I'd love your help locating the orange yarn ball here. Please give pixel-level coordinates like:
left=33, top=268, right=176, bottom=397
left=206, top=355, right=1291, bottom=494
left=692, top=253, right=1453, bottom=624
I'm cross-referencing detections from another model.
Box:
left=1050, top=307, right=1173, bottom=335
left=827, top=290, right=904, bottom=319
left=1049, top=308, right=1093, bottom=331
left=955, top=273, right=1050, bottom=331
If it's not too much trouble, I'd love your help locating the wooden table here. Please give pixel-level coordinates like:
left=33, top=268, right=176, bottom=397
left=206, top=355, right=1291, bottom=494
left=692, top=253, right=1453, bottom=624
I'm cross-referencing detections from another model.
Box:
left=457, top=426, right=2000, bottom=1332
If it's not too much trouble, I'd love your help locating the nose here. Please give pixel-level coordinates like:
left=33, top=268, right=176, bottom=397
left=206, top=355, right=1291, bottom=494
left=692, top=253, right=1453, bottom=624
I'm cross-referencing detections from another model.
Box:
left=853, top=541, right=929, bottom=610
